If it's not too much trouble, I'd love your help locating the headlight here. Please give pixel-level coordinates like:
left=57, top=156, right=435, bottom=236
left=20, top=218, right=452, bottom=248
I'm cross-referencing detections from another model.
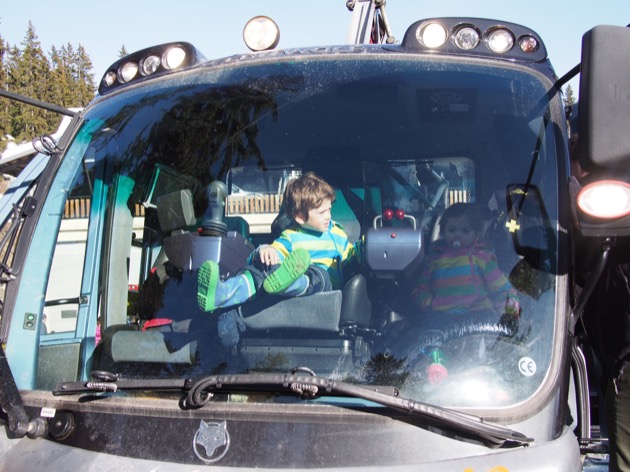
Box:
left=119, top=62, right=139, bottom=83
left=243, top=16, right=280, bottom=52
left=140, top=55, right=161, bottom=76
left=162, top=46, right=187, bottom=69
left=519, top=35, right=539, bottom=53
left=417, top=22, right=448, bottom=48
left=103, top=71, right=117, bottom=87
left=452, top=26, right=480, bottom=50
left=577, top=180, right=630, bottom=219
left=486, top=28, right=514, bottom=53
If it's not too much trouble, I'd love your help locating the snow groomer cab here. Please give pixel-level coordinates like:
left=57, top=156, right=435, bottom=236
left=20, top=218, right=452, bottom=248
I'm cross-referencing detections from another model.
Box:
left=3, top=4, right=630, bottom=470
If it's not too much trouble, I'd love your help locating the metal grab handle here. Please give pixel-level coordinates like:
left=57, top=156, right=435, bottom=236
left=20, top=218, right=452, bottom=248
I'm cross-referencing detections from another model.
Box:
left=372, top=214, right=417, bottom=230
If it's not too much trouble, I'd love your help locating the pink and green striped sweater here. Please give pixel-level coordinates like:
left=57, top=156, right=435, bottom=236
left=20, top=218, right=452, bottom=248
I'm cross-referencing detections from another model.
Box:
left=412, top=240, right=519, bottom=315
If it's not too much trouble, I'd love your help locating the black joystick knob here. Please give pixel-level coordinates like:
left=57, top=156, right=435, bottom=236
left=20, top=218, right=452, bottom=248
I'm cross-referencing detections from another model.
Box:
left=200, top=181, right=228, bottom=236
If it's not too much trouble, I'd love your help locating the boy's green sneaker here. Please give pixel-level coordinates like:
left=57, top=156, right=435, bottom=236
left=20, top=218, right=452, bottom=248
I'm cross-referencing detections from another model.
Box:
left=197, top=260, right=219, bottom=312
left=197, top=260, right=255, bottom=312
left=263, top=248, right=311, bottom=294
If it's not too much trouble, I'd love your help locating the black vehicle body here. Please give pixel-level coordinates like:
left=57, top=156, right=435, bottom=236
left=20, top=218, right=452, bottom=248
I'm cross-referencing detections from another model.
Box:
left=1, top=13, right=630, bottom=471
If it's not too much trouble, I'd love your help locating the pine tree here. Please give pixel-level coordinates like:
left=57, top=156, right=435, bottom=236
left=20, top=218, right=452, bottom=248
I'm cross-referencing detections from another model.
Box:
left=75, top=45, right=95, bottom=106
left=54, top=43, right=79, bottom=108
left=50, top=44, right=95, bottom=109
left=49, top=45, right=70, bottom=109
left=118, top=45, right=129, bottom=59
left=564, top=84, right=576, bottom=107
left=4, top=44, right=23, bottom=144
left=0, top=33, right=11, bottom=149
left=564, top=84, right=577, bottom=135
left=7, top=22, right=57, bottom=143
left=0, top=22, right=97, bottom=155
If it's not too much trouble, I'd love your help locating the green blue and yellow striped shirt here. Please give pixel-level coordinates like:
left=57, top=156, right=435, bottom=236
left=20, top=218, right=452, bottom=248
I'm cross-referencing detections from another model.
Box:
left=269, top=221, right=360, bottom=289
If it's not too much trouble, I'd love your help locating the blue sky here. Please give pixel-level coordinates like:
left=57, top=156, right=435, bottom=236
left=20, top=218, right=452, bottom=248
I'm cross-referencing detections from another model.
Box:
left=2, top=0, right=630, bottom=95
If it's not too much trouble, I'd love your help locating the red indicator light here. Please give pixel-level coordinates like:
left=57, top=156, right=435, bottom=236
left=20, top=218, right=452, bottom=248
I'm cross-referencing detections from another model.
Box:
left=395, top=209, right=405, bottom=220
left=383, top=208, right=394, bottom=220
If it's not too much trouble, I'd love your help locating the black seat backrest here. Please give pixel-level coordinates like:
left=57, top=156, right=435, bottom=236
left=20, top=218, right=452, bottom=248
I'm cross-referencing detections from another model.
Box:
left=340, top=274, right=371, bottom=328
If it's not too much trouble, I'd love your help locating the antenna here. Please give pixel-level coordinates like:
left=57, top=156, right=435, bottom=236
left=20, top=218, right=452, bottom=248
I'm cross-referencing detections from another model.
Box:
left=346, top=0, right=395, bottom=45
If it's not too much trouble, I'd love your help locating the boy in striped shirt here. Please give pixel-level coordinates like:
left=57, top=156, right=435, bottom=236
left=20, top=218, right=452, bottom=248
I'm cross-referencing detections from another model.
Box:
left=197, top=172, right=361, bottom=316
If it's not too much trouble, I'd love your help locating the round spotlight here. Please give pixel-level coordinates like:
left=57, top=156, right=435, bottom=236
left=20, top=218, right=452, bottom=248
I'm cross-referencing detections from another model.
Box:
left=453, top=26, right=480, bottom=50
left=162, top=46, right=187, bottom=69
left=103, top=71, right=117, bottom=87
left=141, top=55, right=161, bottom=76
left=417, top=22, right=448, bottom=48
left=519, top=35, right=539, bottom=53
left=578, top=181, right=630, bottom=219
left=486, top=28, right=514, bottom=54
left=119, top=62, right=139, bottom=83
left=243, top=16, right=280, bottom=52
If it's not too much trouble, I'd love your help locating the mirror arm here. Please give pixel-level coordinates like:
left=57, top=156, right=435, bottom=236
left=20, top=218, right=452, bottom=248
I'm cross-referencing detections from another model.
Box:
left=571, top=237, right=613, bottom=332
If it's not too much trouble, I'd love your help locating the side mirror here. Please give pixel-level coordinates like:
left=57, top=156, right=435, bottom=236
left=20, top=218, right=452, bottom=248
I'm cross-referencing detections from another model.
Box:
left=506, top=184, right=556, bottom=273
left=579, top=25, right=630, bottom=172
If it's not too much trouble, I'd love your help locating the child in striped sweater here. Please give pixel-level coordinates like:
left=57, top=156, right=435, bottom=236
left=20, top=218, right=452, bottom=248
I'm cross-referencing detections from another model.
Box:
left=412, top=202, right=519, bottom=318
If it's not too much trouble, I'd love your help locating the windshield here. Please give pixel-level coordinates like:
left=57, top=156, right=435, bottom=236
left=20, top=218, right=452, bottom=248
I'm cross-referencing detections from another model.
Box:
left=37, top=54, right=562, bottom=412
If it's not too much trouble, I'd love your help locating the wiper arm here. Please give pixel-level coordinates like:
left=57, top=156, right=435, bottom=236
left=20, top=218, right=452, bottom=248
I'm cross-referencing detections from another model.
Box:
left=54, top=369, right=533, bottom=448
left=185, top=370, right=533, bottom=448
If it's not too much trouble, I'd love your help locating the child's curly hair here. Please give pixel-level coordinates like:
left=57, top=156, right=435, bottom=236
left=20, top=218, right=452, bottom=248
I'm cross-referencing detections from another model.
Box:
left=283, top=172, right=335, bottom=219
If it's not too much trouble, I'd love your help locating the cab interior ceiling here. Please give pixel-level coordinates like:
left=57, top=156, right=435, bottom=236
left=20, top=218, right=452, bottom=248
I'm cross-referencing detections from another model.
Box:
left=245, top=74, right=535, bottom=189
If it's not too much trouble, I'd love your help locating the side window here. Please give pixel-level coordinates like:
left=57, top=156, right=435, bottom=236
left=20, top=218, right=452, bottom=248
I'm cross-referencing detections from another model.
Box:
left=41, top=161, right=94, bottom=335
left=226, top=167, right=300, bottom=235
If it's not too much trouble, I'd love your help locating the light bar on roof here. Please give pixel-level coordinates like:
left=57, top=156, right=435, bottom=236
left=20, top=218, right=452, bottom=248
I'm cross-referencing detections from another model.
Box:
left=401, top=18, right=546, bottom=62
left=98, top=42, right=204, bottom=96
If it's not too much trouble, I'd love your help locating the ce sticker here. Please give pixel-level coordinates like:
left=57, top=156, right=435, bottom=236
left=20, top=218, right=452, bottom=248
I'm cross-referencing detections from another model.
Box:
left=518, top=357, right=537, bottom=376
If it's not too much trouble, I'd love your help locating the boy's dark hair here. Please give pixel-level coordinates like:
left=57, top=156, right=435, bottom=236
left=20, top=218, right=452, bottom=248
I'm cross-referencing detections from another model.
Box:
left=439, top=202, right=484, bottom=236
left=283, top=172, right=335, bottom=219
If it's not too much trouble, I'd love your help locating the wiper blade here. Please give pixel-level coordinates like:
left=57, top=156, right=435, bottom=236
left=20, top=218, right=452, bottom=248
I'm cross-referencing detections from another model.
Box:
left=53, top=371, right=188, bottom=394
left=54, top=369, right=533, bottom=448
left=185, top=371, right=533, bottom=448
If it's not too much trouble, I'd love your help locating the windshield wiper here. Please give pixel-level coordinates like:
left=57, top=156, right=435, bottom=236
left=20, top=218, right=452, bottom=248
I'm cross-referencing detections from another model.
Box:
left=54, top=368, right=533, bottom=448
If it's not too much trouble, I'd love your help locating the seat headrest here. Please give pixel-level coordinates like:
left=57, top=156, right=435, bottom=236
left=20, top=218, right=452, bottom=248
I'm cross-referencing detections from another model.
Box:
left=157, top=189, right=196, bottom=233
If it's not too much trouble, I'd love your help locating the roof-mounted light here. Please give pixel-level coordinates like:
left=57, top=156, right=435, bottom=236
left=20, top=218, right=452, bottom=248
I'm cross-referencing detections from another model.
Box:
left=519, top=35, right=539, bottom=53
left=119, top=61, right=139, bottom=83
left=162, top=46, right=187, bottom=69
left=417, top=22, right=448, bottom=48
left=140, top=55, right=161, bottom=76
left=103, top=71, right=117, bottom=87
left=243, top=16, right=280, bottom=52
left=486, top=28, right=514, bottom=54
left=453, top=25, right=481, bottom=51
left=577, top=180, right=630, bottom=219
left=400, top=18, right=547, bottom=62
left=99, top=42, right=204, bottom=96
left=452, top=26, right=480, bottom=50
